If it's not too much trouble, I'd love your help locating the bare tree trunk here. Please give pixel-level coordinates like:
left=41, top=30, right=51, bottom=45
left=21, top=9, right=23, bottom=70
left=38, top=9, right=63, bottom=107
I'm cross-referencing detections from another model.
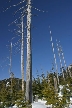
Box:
left=49, top=29, right=59, bottom=85
left=21, top=16, right=24, bottom=93
left=26, top=0, right=32, bottom=103
left=59, top=42, right=67, bottom=77
left=10, top=42, right=12, bottom=74
left=54, top=76, right=58, bottom=93
left=9, top=42, right=12, bottom=94
left=56, top=40, right=65, bottom=79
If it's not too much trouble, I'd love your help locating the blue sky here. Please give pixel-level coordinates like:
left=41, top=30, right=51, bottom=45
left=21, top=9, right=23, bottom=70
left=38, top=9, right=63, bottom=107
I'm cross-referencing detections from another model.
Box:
left=0, top=0, right=72, bottom=80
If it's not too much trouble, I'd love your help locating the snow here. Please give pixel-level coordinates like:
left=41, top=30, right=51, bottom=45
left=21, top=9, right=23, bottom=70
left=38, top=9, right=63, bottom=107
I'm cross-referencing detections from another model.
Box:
left=32, top=99, right=72, bottom=108
left=38, top=99, right=47, bottom=105
left=3, top=98, right=72, bottom=108
left=32, top=99, right=52, bottom=108
left=69, top=104, right=72, bottom=108
left=9, top=105, right=18, bottom=108
left=6, top=102, right=72, bottom=108
left=70, top=97, right=72, bottom=103
left=32, top=102, right=47, bottom=108
left=12, top=105, right=18, bottom=108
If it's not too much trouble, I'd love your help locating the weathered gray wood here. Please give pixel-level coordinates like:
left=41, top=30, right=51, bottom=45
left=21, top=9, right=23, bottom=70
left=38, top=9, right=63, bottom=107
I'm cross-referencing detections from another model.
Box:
left=50, top=29, right=59, bottom=85
left=21, top=16, right=24, bottom=92
left=26, top=0, right=32, bottom=103
left=10, top=42, right=12, bottom=94
left=54, top=76, right=58, bottom=93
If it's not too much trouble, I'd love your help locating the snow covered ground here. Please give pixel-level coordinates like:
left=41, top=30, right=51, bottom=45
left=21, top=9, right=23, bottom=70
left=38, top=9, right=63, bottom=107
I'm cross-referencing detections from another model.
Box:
left=6, top=103, right=72, bottom=108
left=32, top=102, right=47, bottom=108
left=69, top=104, right=72, bottom=108
left=32, top=99, right=52, bottom=108
left=32, top=99, right=72, bottom=108
left=4, top=99, right=72, bottom=108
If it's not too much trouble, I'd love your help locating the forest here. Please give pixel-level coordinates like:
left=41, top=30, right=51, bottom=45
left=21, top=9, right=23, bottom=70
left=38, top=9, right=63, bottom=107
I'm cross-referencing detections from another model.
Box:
left=0, top=0, right=72, bottom=108
left=0, top=67, right=72, bottom=108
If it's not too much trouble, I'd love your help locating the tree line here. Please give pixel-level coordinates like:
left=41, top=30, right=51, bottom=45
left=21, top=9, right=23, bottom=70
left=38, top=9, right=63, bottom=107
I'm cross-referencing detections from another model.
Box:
left=0, top=67, right=72, bottom=108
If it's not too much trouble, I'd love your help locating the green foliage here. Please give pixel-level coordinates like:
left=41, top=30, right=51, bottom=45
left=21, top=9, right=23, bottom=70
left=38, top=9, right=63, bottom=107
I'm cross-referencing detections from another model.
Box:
left=0, top=69, right=72, bottom=108
left=41, top=79, right=69, bottom=108
left=15, top=99, right=31, bottom=108
left=32, top=76, right=43, bottom=99
left=32, top=70, right=72, bottom=107
left=0, top=78, right=26, bottom=107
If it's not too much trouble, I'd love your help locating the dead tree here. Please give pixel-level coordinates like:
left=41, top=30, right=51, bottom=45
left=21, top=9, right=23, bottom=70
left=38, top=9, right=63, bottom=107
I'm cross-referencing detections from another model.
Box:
left=54, top=76, right=58, bottom=93
left=49, top=27, right=59, bottom=85
left=56, top=39, right=65, bottom=79
left=26, top=0, right=32, bottom=103
left=21, top=16, right=24, bottom=93
left=9, top=42, right=13, bottom=94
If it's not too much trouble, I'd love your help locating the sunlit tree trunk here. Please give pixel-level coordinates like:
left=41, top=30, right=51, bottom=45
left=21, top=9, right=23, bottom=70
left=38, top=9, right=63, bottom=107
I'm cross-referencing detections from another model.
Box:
left=9, top=42, right=12, bottom=94
left=26, top=0, right=32, bottom=103
left=54, top=76, right=58, bottom=93
left=21, top=16, right=24, bottom=93
left=50, top=32, right=59, bottom=85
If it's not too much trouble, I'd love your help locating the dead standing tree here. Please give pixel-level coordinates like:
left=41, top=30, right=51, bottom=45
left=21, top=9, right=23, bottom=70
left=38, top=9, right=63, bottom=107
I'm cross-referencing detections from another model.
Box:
left=56, top=39, right=65, bottom=79
left=49, top=26, right=59, bottom=86
left=26, top=0, right=32, bottom=103
left=58, top=41, right=68, bottom=78
left=6, top=42, right=13, bottom=93
left=3, top=0, right=26, bottom=94
left=26, top=3, right=48, bottom=102
left=9, top=42, right=12, bottom=75
left=2, top=0, right=48, bottom=102
left=21, top=16, right=24, bottom=93
left=8, top=16, right=25, bottom=93
left=58, top=41, right=72, bottom=78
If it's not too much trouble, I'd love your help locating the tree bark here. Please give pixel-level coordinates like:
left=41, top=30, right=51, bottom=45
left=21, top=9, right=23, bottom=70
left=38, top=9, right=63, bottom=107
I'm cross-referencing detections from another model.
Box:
left=21, top=16, right=24, bottom=93
left=26, top=0, right=32, bottom=103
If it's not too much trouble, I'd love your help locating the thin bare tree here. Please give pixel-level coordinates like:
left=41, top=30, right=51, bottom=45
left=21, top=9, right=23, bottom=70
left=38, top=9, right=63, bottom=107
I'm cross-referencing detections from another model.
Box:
left=58, top=41, right=67, bottom=71
left=21, top=16, right=24, bottom=93
left=56, top=39, right=65, bottom=79
left=9, top=42, right=13, bottom=94
left=49, top=26, right=59, bottom=85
